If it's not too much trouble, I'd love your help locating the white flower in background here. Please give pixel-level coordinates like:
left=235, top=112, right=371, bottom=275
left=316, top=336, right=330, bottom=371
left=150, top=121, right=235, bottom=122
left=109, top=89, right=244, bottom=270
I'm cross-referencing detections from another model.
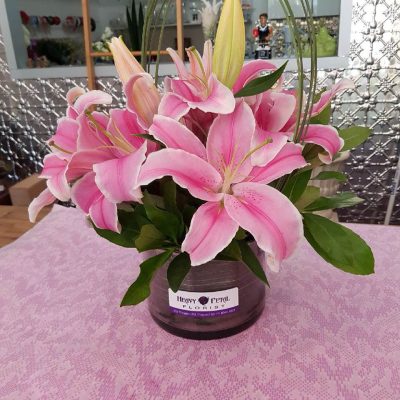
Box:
left=101, top=27, right=114, bottom=42
left=200, top=0, right=222, bottom=40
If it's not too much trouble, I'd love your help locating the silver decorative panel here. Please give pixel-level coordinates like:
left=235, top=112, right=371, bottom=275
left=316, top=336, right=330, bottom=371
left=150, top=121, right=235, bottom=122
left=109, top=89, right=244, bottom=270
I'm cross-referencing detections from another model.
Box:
left=0, top=0, right=399, bottom=224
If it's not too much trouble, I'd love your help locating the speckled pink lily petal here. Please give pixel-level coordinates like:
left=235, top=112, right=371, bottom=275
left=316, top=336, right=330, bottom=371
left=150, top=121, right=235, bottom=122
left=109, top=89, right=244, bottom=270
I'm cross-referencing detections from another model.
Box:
left=225, top=182, right=303, bottom=272
left=138, top=148, right=223, bottom=202
left=250, top=128, right=288, bottom=167
left=93, top=143, right=146, bottom=203
left=206, top=100, right=254, bottom=181
left=181, top=201, right=239, bottom=266
left=149, top=115, right=206, bottom=159
left=247, top=143, right=307, bottom=184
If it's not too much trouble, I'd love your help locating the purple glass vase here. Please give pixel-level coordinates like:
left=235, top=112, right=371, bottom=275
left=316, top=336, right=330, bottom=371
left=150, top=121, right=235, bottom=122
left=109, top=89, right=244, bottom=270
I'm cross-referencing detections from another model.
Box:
left=148, top=251, right=267, bottom=340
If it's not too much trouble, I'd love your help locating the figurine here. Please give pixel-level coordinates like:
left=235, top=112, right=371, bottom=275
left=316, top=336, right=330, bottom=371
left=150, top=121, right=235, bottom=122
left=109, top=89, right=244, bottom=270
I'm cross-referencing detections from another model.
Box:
left=252, top=13, right=273, bottom=59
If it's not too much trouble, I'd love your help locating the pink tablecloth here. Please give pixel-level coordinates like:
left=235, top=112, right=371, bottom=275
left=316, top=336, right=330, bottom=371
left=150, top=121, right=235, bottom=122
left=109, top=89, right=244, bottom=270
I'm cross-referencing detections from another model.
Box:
left=1, top=205, right=400, bottom=400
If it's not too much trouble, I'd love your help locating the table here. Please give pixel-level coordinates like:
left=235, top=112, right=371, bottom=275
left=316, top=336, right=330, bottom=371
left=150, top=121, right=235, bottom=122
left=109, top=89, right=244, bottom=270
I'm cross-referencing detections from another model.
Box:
left=1, top=205, right=399, bottom=399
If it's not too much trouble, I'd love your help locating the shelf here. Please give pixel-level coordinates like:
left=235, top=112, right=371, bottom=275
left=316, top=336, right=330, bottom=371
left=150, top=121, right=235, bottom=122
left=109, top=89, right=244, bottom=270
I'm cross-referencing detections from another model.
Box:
left=152, top=22, right=202, bottom=28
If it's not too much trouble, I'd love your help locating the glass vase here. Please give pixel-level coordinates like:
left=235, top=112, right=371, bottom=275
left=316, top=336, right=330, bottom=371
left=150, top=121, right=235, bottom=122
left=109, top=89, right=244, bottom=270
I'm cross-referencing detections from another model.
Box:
left=148, top=251, right=266, bottom=340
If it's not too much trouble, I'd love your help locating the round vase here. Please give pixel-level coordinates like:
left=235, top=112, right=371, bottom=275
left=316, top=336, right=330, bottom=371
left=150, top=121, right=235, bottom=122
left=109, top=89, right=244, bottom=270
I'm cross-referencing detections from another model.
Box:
left=148, top=254, right=266, bottom=340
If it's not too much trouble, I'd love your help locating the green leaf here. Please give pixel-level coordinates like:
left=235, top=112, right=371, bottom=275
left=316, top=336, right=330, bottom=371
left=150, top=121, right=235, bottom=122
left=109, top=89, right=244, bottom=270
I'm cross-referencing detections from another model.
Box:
left=339, top=126, right=371, bottom=151
left=311, top=171, right=347, bottom=182
left=309, top=103, right=331, bottom=125
left=167, top=252, right=191, bottom=292
left=216, top=240, right=242, bottom=261
left=234, top=61, right=288, bottom=98
left=234, top=228, right=247, bottom=241
left=93, top=208, right=148, bottom=248
left=238, top=241, right=269, bottom=286
left=161, top=178, right=179, bottom=214
left=131, top=133, right=164, bottom=146
left=138, top=2, right=144, bottom=49
left=304, top=192, right=364, bottom=212
left=282, top=169, right=312, bottom=203
left=120, top=249, right=174, bottom=306
left=135, top=224, right=166, bottom=252
left=295, top=186, right=320, bottom=211
left=144, top=203, right=183, bottom=243
left=302, top=213, right=374, bottom=275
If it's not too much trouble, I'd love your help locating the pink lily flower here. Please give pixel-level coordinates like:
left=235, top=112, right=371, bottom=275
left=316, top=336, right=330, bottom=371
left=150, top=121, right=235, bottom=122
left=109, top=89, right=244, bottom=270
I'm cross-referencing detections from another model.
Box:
left=159, top=41, right=235, bottom=119
left=140, top=101, right=307, bottom=269
left=30, top=87, right=152, bottom=232
left=279, top=79, right=355, bottom=163
left=234, top=61, right=353, bottom=164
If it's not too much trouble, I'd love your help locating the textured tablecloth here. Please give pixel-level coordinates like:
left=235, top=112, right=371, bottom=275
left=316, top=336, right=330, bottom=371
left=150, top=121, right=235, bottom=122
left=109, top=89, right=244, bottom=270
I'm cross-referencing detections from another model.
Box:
left=1, top=205, right=400, bottom=400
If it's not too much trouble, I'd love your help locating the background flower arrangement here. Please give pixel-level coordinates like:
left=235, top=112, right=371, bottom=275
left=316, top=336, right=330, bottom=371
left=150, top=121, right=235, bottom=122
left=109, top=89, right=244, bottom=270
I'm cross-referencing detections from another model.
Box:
left=29, top=0, right=374, bottom=307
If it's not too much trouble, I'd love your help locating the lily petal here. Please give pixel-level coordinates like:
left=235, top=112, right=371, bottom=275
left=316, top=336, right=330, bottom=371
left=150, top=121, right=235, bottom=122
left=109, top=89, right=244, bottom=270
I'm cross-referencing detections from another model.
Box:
left=255, top=91, right=296, bottom=133
left=207, top=100, right=254, bottom=181
left=138, top=148, right=223, bottom=202
left=76, top=112, right=110, bottom=152
left=108, top=37, right=144, bottom=84
left=302, top=125, right=344, bottom=164
left=251, top=128, right=288, bottom=167
left=89, top=195, right=120, bottom=233
left=247, top=143, right=307, bottom=184
left=66, top=87, right=85, bottom=106
left=232, top=60, right=277, bottom=94
left=49, top=117, right=79, bottom=156
left=28, top=188, right=56, bottom=223
left=225, top=182, right=303, bottom=271
left=93, top=143, right=146, bottom=203
left=124, top=73, right=161, bottom=129
left=187, top=74, right=235, bottom=114
left=202, top=40, right=213, bottom=78
left=73, top=90, right=112, bottom=115
left=312, top=78, right=355, bottom=116
left=66, top=150, right=113, bottom=181
left=71, top=172, right=119, bottom=232
left=108, top=108, right=145, bottom=151
left=40, top=154, right=70, bottom=201
left=71, top=172, right=102, bottom=214
left=149, top=115, right=206, bottom=159
left=167, top=47, right=189, bottom=79
left=158, top=93, right=190, bottom=120
left=182, top=202, right=238, bottom=266
left=187, top=46, right=205, bottom=80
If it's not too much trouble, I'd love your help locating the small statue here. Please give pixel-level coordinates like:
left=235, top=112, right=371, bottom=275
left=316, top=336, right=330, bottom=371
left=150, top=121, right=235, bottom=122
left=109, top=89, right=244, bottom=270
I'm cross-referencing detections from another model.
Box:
left=252, top=13, right=273, bottom=59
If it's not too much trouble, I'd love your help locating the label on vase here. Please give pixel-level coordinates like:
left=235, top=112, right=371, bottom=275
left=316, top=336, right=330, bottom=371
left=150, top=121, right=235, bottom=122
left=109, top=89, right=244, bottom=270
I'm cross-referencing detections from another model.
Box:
left=168, top=287, right=239, bottom=318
